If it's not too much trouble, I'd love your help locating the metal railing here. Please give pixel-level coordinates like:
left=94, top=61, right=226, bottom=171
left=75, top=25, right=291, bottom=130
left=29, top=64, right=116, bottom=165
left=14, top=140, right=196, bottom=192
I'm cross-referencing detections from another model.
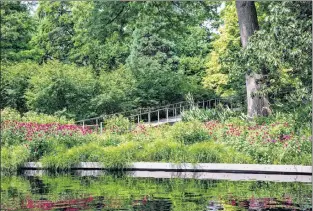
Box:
left=76, top=96, right=245, bottom=133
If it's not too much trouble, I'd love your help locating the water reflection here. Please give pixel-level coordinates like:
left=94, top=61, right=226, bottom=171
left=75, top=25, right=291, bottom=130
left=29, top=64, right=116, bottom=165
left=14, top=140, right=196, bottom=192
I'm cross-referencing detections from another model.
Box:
left=1, top=173, right=312, bottom=211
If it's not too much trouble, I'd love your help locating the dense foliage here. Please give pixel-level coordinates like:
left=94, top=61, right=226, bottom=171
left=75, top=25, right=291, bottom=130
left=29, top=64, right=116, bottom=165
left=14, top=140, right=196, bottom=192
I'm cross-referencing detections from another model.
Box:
left=1, top=1, right=311, bottom=121
left=1, top=108, right=311, bottom=172
left=0, top=2, right=38, bottom=62
left=0, top=2, right=311, bottom=174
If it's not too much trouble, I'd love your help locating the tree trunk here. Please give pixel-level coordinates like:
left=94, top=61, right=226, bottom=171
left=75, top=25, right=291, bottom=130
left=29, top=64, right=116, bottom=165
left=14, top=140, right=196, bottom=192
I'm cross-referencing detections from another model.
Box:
left=236, top=1, right=270, bottom=118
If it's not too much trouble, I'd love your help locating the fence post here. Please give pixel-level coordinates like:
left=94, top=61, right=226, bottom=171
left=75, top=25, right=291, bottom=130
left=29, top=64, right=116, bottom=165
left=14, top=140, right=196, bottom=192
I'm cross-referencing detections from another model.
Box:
left=148, top=109, right=151, bottom=124
left=157, top=110, right=160, bottom=123
left=137, top=115, right=140, bottom=124
left=179, top=103, right=182, bottom=115
left=202, top=100, right=205, bottom=109
left=174, top=108, right=177, bottom=120
left=166, top=108, right=169, bottom=122
left=100, top=122, right=103, bottom=134
left=82, top=121, right=85, bottom=129
left=96, top=119, right=98, bottom=133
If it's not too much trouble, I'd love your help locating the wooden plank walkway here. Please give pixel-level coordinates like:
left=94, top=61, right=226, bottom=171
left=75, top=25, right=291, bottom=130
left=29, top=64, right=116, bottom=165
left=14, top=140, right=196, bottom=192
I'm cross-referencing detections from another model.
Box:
left=142, top=115, right=182, bottom=126
left=22, top=162, right=312, bottom=174
left=76, top=97, right=244, bottom=131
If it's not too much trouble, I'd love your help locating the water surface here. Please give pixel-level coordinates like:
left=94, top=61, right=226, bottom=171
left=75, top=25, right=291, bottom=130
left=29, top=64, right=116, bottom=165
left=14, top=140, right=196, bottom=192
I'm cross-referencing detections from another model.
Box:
left=1, top=171, right=312, bottom=210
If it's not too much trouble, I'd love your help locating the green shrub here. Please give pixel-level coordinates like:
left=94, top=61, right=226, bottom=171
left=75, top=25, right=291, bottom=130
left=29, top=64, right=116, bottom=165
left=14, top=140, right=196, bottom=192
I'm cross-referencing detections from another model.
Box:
left=1, top=62, right=39, bottom=113
left=0, top=107, right=21, bottom=122
left=96, top=132, right=125, bottom=147
left=182, top=108, right=213, bottom=122
left=187, top=142, right=252, bottom=164
left=41, top=143, right=104, bottom=169
left=28, top=137, right=57, bottom=161
left=104, top=115, right=131, bottom=134
left=206, top=119, right=312, bottom=165
left=137, top=140, right=187, bottom=162
left=1, top=121, right=25, bottom=146
left=42, top=141, right=140, bottom=169
left=1, top=146, right=30, bottom=171
left=182, top=105, right=240, bottom=123
left=103, top=141, right=139, bottom=168
left=171, top=121, right=209, bottom=145
left=25, top=61, right=97, bottom=120
left=22, top=111, right=74, bottom=124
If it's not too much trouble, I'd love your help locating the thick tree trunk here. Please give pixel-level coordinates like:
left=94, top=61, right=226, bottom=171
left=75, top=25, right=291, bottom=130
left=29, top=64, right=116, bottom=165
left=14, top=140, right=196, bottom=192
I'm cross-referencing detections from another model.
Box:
left=236, top=1, right=270, bottom=118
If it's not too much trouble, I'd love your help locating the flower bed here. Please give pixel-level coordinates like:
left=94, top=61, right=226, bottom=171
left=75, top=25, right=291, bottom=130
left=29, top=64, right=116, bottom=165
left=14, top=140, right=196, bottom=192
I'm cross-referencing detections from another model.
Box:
left=204, top=120, right=312, bottom=164
left=1, top=108, right=311, bottom=172
left=1, top=120, right=95, bottom=167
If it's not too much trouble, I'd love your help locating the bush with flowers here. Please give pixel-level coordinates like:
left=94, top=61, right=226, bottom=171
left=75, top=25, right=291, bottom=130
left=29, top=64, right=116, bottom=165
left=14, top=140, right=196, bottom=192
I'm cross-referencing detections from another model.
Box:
left=203, top=117, right=312, bottom=165
left=1, top=107, right=311, bottom=172
left=1, top=108, right=95, bottom=171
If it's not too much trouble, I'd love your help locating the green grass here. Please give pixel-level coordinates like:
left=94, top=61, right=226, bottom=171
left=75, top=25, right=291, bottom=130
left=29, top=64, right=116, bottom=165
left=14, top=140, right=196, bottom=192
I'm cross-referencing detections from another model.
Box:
left=1, top=146, right=30, bottom=172
left=41, top=139, right=253, bottom=170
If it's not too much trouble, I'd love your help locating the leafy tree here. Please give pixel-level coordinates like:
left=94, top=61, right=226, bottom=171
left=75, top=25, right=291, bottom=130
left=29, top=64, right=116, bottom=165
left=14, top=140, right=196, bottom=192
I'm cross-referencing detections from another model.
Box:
left=69, top=1, right=134, bottom=74
left=0, top=2, right=38, bottom=62
left=32, top=1, right=74, bottom=63
left=25, top=61, right=97, bottom=120
left=0, top=62, right=39, bottom=113
left=69, top=2, right=95, bottom=67
left=69, top=2, right=130, bottom=73
left=90, top=65, right=136, bottom=115
left=235, top=1, right=270, bottom=117
left=176, top=24, right=216, bottom=99
left=202, top=2, right=240, bottom=97
left=127, top=20, right=184, bottom=107
left=124, top=2, right=219, bottom=106
left=229, top=2, right=312, bottom=113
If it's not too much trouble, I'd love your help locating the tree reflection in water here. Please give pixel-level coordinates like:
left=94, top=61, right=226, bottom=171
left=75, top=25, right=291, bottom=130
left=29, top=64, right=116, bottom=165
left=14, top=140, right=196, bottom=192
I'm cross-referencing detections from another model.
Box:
left=1, top=174, right=311, bottom=211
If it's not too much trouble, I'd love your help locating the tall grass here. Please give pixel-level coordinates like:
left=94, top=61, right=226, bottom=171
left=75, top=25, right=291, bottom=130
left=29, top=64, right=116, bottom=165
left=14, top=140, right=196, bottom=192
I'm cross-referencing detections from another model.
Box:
left=2, top=107, right=311, bottom=172
left=41, top=139, right=253, bottom=170
left=1, top=146, right=30, bottom=172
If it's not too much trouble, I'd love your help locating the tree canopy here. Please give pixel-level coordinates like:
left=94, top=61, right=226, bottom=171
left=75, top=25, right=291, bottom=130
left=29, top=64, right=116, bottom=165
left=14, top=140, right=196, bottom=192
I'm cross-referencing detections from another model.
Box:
left=1, top=1, right=311, bottom=120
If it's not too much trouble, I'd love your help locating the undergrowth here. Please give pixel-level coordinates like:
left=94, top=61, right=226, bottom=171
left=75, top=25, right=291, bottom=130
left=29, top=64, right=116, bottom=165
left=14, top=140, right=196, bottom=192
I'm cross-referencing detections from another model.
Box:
left=1, top=107, right=311, bottom=171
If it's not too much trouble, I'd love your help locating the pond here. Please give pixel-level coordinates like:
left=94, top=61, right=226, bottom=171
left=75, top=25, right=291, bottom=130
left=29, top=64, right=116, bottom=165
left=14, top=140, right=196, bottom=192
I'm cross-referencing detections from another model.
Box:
left=1, top=171, right=312, bottom=211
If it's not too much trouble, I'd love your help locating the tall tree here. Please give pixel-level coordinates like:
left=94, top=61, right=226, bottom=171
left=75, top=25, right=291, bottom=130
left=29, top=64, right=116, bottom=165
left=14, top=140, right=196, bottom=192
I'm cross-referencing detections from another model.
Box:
left=70, top=1, right=132, bottom=73
left=25, top=61, right=97, bottom=120
left=0, top=2, right=38, bottom=62
left=236, top=1, right=270, bottom=117
left=232, top=2, right=311, bottom=120
left=32, top=1, right=74, bottom=63
left=203, top=2, right=240, bottom=97
left=1, top=62, right=39, bottom=112
left=127, top=20, right=183, bottom=107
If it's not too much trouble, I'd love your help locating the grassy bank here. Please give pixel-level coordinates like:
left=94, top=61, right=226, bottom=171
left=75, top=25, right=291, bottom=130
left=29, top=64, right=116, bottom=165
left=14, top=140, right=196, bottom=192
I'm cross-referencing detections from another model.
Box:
left=1, top=107, right=311, bottom=172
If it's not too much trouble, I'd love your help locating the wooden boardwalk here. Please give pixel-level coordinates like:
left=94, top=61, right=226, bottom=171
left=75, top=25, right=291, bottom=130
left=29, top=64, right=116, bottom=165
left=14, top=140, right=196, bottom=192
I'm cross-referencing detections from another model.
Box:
left=142, top=115, right=182, bottom=126
left=76, top=97, right=244, bottom=132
